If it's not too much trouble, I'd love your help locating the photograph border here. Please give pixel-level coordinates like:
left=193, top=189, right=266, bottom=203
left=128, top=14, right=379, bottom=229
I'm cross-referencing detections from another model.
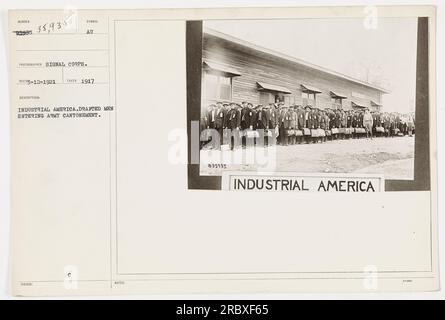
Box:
left=187, top=18, right=431, bottom=192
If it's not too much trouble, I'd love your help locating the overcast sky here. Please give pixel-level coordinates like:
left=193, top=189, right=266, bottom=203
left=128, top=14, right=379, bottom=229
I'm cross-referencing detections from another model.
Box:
left=205, top=18, right=417, bottom=113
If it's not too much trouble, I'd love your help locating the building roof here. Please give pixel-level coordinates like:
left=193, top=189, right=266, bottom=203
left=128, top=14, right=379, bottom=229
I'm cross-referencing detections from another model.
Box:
left=370, top=100, right=383, bottom=106
left=301, top=84, right=322, bottom=94
left=204, top=28, right=389, bottom=94
left=330, top=90, right=348, bottom=99
left=257, top=81, right=292, bottom=94
left=203, top=61, right=241, bottom=77
left=351, top=101, right=367, bottom=108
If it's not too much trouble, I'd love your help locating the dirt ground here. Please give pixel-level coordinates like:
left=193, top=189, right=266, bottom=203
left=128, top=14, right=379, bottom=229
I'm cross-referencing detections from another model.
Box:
left=200, top=135, right=415, bottom=180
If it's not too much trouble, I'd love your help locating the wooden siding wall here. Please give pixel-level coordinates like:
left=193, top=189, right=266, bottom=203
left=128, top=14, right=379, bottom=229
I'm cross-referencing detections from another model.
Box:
left=202, top=35, right=383, bottom=111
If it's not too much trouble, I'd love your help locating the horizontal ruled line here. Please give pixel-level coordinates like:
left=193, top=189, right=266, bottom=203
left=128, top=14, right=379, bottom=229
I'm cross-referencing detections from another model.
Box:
left=16, top=276, right=436, bottom=283
left=17, top=82, right=109, bottom=85
left=25, top=33, right=108, bottom=36
left=16, top=49, right=108, bottom=52
left=16, top=65, right=109, bottom=68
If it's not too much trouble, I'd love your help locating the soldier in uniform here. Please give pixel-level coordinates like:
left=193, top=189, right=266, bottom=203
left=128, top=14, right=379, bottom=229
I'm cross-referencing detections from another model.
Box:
left=221, top=102, right=231, bottom=145
left=395, top=113, right=401, bottom=136
left=255, top=104, right=268, bottom=146
left=345, top=110, right=353, bottom=139
left=324, top=109, right=331, bottom=140
left=287, top=105, right=296, bottom=145
left=200, top=104, right=213, bottom=149
left=277, top=103, right=284, bottom=145
left=213, top=102, right=226, bottom=147
left=332, top=109, right=341, bottom=140
left=268, top=103, right=279, bottom=145
left=307, top=106, right=316, bottom=143
left=296, top=105, right=305, bottom=144
left=319, top=109, right=327, bottom=142
left=241, top=103, right=254, bottom=147
left=224, top=102, right=241, bottom=150
left=240, top=101, right=250, bottom=131
left=252, top=103, right=259, bottom=131
left=340, top=109, right=347, bottom=139
left=236, top=103, right=243, bottom=144
left=328, top=109, right=335, bottom=129
left=312, top=108, right=321, bottom=143
left=358, top=110, right=364, bottom=138
left=375, top=111, right=382, bottom=137
left=250, top=104, right=260, bottom=145
left=372, top=111, right=378, bottom=137
left=248, top=103, right=257, bottom=146
left=312, top=108, right=320, bottom=128
left=248, top=104, right=257, bottom=131
left=406, top=113, right=415, bottom=137
left=278, top=104, right=286, bottom=145
left=282, top=105, right=292, bottom=146
left=363, top=109, right=373, bottom=139
left=346, top=110, right=353, bottom=128
left=400, top=114, right=408, bottom=135
left=389, top=112, right=395, bottom=136
left=254, top=104, right=263, bottom=129
left=303, top=105, right=312, bottom=143
left=383, top=112, right=391, bottom=137
left=261, top=104, right=271, bottom=146
left=204, top=104, right=214, bottom=129
left=351, top=111, right=359, bottom=139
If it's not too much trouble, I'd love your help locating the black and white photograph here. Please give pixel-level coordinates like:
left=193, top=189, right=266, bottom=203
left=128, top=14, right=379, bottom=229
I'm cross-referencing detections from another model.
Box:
left=197, top=18, right=419, bottom=180
left=3, top=4, right=440, bottom=298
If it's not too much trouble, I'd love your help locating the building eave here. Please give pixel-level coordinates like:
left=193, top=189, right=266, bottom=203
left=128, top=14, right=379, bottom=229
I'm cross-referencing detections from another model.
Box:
left=204, top=27, right=390, bottom=94
left=257, top=81, right=292, bottom=94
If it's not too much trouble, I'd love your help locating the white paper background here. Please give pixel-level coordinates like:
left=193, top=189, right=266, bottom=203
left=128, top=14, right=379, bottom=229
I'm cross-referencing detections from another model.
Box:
left=0, top=0, right=444, bottom=299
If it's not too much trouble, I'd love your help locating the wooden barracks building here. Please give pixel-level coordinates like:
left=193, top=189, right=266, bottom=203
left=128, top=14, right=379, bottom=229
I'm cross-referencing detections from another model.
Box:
left=202, top=28, right=388, bottom=111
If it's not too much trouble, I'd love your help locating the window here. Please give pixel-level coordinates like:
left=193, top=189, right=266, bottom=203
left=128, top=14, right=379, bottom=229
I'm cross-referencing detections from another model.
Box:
left=275, top=93, right=285, bottom=103
left=259, top=92, right=292, bottom=106
left=302, top=91, right=317, bottom=106
left=284, top=95, right=294, bottom=106
left=331, top=97, right=343, bottom=109
left=204, top=73, right=218, bottom=99
left=219, top=76, right=232, bottom=100
left=203, top=72, right=232, bottom=100
left=302, top=92, right=316, bottom=100
left=259, top=92, right=273, bottom=105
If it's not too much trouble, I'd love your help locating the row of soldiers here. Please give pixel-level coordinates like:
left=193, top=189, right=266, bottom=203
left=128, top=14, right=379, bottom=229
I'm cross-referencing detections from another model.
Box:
left=200, top=101, right=415, bottom=149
